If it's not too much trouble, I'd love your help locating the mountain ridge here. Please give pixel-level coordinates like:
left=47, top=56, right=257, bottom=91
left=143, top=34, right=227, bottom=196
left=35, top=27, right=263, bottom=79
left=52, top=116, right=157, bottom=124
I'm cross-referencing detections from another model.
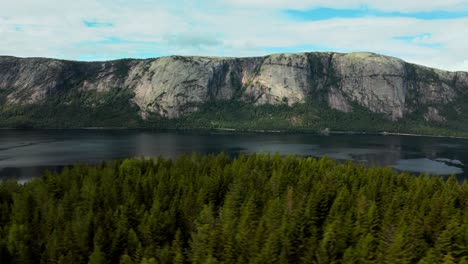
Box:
left=2, top=52, right=466, bottom=73
left=0, top=51, right=467, bottom=135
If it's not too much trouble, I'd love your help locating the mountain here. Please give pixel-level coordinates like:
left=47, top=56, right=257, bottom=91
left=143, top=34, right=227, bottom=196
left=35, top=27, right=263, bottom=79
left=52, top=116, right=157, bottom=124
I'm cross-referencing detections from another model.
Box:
left=0, top=52, right=467, bottom=135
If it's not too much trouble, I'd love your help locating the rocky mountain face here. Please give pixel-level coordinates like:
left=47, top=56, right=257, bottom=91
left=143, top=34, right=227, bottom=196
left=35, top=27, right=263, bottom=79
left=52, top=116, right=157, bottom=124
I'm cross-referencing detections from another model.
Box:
left=0, top=52, right=467, bottom=124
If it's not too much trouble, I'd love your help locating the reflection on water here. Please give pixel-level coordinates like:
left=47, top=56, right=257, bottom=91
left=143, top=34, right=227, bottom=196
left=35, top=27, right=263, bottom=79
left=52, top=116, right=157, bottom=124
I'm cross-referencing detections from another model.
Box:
left=393, top=158, right=464, bottom=175
left=0, top=130, right=467, bottom=181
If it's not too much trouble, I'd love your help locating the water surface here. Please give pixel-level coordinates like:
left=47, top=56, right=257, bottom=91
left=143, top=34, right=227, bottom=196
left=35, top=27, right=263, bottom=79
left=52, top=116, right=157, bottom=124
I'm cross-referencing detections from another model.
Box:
left=0, top=130, right=467, bottom=182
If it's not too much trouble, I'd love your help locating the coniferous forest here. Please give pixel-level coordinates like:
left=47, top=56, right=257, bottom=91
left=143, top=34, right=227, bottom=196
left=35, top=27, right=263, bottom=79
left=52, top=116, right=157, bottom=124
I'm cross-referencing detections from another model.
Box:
left=1, top=153, right=468, bottom=264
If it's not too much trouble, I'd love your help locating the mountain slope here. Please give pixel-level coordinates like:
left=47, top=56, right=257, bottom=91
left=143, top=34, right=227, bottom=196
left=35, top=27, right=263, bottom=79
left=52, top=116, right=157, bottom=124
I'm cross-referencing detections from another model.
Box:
left=0, top=52, right=467, bottom=135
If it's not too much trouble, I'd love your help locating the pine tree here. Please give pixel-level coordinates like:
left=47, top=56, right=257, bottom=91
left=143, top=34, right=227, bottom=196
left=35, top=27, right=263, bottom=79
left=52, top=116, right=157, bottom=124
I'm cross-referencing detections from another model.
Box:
left=3, top=154, right=468, bottom=263
left=88, top=246, right=106, bottom=264
left=190, top=204, right=218, bottom=263
left=119, top=254, right=134, bottom=264
left=172, top=229, right=185, bottom=264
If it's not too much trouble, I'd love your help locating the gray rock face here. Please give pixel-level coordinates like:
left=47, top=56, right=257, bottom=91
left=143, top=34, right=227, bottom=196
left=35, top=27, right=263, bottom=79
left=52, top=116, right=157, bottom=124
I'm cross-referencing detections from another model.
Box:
left=0, top=52, right=467, bottom=121
left=333, top=53, right=408, bottom=119
left=241, top=53, right=310, bottom=106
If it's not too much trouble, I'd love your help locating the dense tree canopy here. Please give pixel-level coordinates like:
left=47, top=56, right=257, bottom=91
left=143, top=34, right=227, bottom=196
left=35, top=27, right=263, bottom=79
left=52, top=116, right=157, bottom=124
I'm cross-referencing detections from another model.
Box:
left=1, top=89, right=467, bottom=137
left=1, top=153, right=468, bottom=263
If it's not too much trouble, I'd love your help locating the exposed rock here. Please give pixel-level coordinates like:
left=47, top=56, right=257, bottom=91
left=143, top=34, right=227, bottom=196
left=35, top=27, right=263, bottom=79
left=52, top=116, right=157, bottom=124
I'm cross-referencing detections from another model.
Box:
left=290, top=116, right=303, bottom=126
left=327, top=88, right=352, bottom=113
left=424, top=107, right=446, bottom=123
left=333, top=53, right=407, bottom=119
left=321, top=128, right=330, bottom=135
left=0, top=52, right=467, bottom=123
left=242, top=53, right=309, bottom=106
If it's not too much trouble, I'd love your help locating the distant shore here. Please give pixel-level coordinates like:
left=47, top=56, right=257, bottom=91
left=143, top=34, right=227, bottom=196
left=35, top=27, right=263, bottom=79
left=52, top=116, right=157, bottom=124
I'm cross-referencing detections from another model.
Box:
left=1, top=127, right=468, bottom=140
left=216, top=127, right=468, bottom=139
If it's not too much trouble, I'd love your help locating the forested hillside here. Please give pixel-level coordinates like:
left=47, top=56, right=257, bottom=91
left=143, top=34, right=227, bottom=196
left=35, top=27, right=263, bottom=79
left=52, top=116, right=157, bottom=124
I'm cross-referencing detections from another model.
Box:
left=1, top=154, right=468, bottom=263
left=1, top=52, right=468, bottom=137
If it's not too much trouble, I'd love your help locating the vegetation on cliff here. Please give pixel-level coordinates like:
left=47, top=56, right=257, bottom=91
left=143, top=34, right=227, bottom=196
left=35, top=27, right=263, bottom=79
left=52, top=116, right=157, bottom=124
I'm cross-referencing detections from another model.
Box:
left=1, top=52, right=468, bottom=137
left=1, top=154, right=468, bottom=263
left=1, top=87, right=467, bottom=138
left=0, top=88, right=141, bottom=128
left=147, top=100, right=468, bottom=137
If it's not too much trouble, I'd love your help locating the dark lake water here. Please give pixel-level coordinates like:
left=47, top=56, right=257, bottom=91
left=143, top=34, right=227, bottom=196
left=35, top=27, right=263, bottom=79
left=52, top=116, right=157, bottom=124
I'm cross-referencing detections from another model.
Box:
left=0, top=130, right=467, bottom=183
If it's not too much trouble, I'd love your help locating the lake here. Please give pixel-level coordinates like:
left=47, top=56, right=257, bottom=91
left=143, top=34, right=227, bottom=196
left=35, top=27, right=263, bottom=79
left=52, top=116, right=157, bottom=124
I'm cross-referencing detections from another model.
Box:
left=0, top=130, right=467, bottom=182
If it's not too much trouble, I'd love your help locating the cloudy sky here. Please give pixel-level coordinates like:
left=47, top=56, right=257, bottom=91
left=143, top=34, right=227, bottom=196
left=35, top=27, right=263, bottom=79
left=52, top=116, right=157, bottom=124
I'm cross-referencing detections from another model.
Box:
left=1, top=0, right=468, bottom=71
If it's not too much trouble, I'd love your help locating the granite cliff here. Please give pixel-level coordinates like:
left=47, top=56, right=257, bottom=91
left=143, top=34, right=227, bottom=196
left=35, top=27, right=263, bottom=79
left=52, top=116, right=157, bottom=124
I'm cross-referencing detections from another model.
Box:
left=0, top=52, right=467, bottom=133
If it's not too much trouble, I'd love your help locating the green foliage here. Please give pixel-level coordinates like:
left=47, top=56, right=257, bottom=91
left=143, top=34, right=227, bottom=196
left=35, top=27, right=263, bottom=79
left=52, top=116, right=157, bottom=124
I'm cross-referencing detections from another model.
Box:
left=0, top=89, right=9, bottom=105
left=112, top=60, right=132, bottom=79
left=1, top=154, right=468, bottom=263
left=88, top=246, right=106, bottom=264
left=0, top=88, right=141, bottom=128
left=145, top=100, right=468, bottom=137
left=1, top=82, right=468, bottom=136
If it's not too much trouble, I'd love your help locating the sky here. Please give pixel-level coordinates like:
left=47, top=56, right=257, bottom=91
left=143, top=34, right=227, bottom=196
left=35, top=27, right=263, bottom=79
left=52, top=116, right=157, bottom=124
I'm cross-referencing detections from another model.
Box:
left=1, top=0, right=468, bottom=71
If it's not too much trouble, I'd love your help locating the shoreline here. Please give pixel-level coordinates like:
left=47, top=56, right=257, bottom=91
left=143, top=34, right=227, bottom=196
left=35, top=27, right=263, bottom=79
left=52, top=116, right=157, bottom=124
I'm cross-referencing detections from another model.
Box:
left=217, top=127, right=468, bottom=139
left=1, top=127, right=468, bottom=140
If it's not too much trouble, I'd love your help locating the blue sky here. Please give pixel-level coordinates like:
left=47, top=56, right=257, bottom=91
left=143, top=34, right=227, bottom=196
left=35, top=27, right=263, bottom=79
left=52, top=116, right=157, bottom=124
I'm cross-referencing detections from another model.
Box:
left=285, top=8, right=468, bottom=21
left=1, top=0, right=468, bottom=71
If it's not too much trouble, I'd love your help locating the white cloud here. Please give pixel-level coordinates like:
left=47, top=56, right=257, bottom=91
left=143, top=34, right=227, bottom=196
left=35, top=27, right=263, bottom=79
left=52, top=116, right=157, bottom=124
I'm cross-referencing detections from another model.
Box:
left=1, top=0, right=468, bottom=71
left=224, top=0, right=468, bottom=12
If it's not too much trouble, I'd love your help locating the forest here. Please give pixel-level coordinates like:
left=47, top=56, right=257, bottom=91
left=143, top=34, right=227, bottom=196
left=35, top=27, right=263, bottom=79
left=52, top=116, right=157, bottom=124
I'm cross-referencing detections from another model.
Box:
left=1, top=153, right=468, bottom=263
left=1, top=85, right=468, bottom=138
left=148, top=100, right=468, bottom=138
